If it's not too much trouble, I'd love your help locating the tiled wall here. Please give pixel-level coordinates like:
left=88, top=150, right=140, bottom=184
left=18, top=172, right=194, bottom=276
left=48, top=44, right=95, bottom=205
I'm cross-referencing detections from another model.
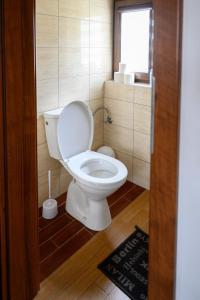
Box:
left=104, top=81, right=152, bottom=189
left=36, top=0, right=113, bottom=207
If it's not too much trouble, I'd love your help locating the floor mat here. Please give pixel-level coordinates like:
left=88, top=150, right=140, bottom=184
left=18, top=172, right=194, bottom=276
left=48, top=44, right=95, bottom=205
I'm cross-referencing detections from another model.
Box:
left=98, top=227, right=148, bottom=300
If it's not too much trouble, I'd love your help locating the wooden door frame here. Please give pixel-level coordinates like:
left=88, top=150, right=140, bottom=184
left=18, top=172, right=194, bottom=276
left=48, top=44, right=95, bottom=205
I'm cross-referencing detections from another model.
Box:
left=148, top=0, right=182, bottom=299
left=0, top=0, right=39, bottom=299
left=0, top=2, right=7, bottom=298
left=0, top=0, right=182, bottom=299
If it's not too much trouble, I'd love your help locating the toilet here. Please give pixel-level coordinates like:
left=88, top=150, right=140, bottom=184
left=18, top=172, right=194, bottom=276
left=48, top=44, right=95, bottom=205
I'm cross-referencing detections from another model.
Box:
left=44, top=101, right=127, bottom=231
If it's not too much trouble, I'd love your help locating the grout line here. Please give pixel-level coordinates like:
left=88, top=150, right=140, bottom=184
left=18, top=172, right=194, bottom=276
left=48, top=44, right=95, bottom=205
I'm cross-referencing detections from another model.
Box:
left=104, top=122, right=134, bottom=132
left=39, top=238, right=58, bottom=249
left=50, top=220, right=83, bottom=246
left=53, top=227, right=93, bottom=249
left=39, top=212, right=73, bottom=234
left=89, top=0, right=91, bottom=107
left=36, top=46, right=116, bottom=50
left=112, top=147, right=151, bottom=165
left=58, top=0, right=60, bottom=109
left=36, top=13, right=113, bottom=26
left=84, top=227, right=97, bottom=235
left=40, top=227, right=90, bottom=264
left=109, top=185, right=137, bottom=208
left=39, top=216, right=75, bottom=242
left=122, top=187, right=146, bottom=203
left=39, top=214, right=74, bottom=244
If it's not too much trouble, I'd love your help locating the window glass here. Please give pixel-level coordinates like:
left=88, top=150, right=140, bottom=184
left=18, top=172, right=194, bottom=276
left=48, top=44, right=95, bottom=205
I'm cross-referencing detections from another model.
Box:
left=121, top=9, right=151, bottom=74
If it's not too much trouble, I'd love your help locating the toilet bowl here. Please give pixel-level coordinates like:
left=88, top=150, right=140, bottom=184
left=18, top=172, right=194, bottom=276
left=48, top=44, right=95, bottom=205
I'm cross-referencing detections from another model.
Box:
left=44, top=101, right=128, bottom=231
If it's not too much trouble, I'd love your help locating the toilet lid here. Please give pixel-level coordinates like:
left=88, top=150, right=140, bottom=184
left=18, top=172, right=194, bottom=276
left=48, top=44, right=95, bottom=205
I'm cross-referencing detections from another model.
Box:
left=57, top=101, right=93, bottom=160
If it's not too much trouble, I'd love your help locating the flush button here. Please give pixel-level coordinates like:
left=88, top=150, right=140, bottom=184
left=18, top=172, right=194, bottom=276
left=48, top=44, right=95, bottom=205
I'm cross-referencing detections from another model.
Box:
left=45, top=121, right=48, bottom=125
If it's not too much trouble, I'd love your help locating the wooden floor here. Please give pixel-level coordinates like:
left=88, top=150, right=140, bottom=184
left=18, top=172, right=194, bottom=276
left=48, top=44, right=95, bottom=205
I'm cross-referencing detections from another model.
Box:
left=35, top=191, right=149, bottom=300
left=39, top=181, right=144, bottom=280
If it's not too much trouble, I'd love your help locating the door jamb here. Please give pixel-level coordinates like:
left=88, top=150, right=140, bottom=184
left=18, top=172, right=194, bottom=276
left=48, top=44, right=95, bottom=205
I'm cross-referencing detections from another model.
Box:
left=0, top=0, right=39, bottom=299
left=148, top=1, right=183, bottom=299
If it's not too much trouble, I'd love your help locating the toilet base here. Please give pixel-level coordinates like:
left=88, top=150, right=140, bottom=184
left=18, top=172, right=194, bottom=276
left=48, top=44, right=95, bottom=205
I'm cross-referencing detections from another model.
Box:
left=66, top=180, right=112, bottom=231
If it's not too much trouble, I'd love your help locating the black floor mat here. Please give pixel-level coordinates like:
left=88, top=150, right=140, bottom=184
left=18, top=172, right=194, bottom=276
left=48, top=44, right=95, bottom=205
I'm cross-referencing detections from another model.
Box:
left=98, top=227, right=148, bottom=300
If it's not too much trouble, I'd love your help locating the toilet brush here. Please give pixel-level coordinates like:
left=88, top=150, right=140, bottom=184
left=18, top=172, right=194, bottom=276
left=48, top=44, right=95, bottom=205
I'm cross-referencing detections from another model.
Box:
left=48, top=169, right=52, bottom=200
left=42, top=170, right=58, bottom=219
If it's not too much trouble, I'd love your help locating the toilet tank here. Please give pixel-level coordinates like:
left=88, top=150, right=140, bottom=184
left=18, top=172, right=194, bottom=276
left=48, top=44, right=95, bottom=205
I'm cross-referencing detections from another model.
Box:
left=44, top=108, right=63, bottom=160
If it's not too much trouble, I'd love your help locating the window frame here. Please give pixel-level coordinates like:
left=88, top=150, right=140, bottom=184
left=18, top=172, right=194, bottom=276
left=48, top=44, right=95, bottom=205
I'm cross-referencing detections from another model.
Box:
left=113, top=0, right=153, bottom=84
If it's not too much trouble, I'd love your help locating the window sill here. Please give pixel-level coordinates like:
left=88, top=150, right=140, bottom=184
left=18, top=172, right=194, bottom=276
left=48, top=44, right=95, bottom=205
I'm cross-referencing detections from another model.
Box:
left=108, top=80, right=152, bottom=88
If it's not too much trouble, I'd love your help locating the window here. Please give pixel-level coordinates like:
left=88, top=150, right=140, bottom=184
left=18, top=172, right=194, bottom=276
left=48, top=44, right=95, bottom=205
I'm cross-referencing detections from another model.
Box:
left=114, top=1, right=153, bottom=83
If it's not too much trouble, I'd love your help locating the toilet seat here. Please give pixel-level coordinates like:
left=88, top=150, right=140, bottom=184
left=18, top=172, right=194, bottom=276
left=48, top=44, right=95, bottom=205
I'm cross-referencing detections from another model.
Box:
left=63, top=151, right=127, bottom=187
left=56, top=101, right=127, bottom=187
left=57, top=101, right=93, bottom=160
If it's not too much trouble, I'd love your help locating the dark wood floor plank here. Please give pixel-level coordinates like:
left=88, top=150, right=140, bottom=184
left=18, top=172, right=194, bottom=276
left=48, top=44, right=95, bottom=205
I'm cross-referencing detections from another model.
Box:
left=40, top=240, right=57, bottom=262
left=84, top=227, right=98, bottom=235
left=110, top=198, right=130, bottom=218
left=40, top=229, right=92, bottom=281
left=52, top=220, right=84, bottom=247
left=39, top=214, right=73, bottom=244
left=39, top=204, right=67, bottom=231
left=121, top=185, right=145, bottom=202
left=107, top=181, right=135, bottom=206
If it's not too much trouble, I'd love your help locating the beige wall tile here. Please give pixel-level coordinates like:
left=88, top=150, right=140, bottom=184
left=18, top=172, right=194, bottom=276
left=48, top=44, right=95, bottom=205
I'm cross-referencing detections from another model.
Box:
left=59, top=18, right=89, bottom=48
left=36, top=0, right=58, bottom=16
left=90, top=22, right=112, bottom=48
left=115, top=150, right=133, bottom=182
left=90, top=73, right=111, bottom=100
left=37, top=115, right=46, bottom=145
left=38, top=143, right=61, bottom=177
left=38, top=168, right=60, bottom=207
left=36, top=47, right=58, bottom=80
left=104, top=98, right=133, bottom=129
left=59, top=48, right=89, bottom=77
left=59, top=0, right=89, bottom=20
left=90, top=99, right=104, bottom=150
left=36, top=14, right=58, bottom=47
left=90, top=0, right=113, bottom=23
left=132, top=158, right=150, bottom=189
left=90, top=48, right=112, bottom=74
left=92, top=117, right=104, bottom=150
left=134, top=103, right=151, bottom=135
left=59, top=167, right=72, bottom=195
left=59, top=75, right=89, bottom=107
left=134, top=131, right=151, bottom=163
left=134, top=84, right=152, bottom=106
left=37, top=78, right=58, bottom=113
left=104, top=124, right=133, bottom=154
left=89, top=98, right=104, bottom=112
left=103, top=83, right=152, bottom=190
left=105, top=81, right=134, bottom=102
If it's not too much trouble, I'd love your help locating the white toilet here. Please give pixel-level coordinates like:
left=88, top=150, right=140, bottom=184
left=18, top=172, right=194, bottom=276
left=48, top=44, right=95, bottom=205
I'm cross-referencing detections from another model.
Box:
left=44, top=101, right=127, bottom=231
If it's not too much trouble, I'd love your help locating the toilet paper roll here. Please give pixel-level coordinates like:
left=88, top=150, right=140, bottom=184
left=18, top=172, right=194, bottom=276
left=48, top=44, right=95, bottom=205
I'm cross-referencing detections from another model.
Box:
left=119, top=63, right=127, bottom=74
left=114, top=72, right=124, bottom=83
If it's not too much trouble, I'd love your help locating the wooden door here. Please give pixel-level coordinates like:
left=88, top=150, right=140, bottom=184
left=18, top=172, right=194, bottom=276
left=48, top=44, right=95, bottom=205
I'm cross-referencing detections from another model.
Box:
left=148, top=0, right=183, bottom=299
left=0, top=0, right=39, bottom=299
left=0, top=2, right=7, bottom=297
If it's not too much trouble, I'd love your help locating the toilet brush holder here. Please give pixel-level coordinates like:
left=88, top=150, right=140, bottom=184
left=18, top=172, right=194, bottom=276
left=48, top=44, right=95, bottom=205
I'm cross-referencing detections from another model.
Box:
left=42, top=170, right=58, bottom=219
left=42, top=199, right=58, bottom=219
